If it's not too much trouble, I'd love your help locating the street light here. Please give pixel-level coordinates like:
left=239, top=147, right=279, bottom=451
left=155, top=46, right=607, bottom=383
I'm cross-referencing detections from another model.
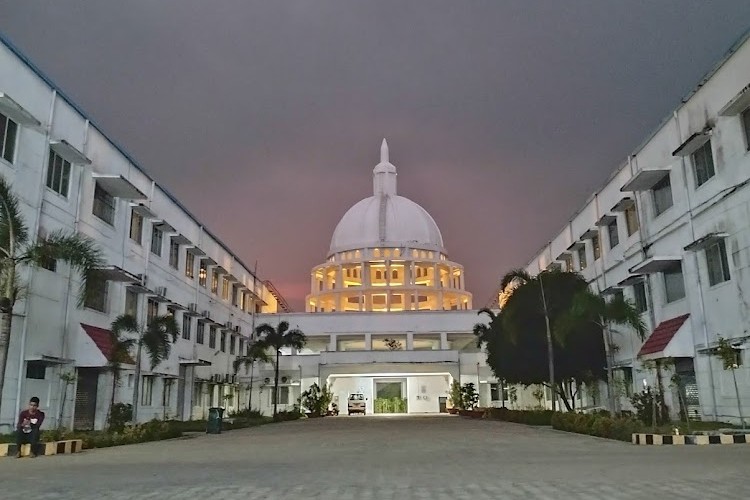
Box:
left=539, top=272, right=556, bottom=412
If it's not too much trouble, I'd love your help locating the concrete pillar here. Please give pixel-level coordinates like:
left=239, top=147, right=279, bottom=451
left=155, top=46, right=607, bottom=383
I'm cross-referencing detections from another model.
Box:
left=329, top=334, right=337, bottom=352
left=365, top=333, right=372, bottom=351
left=440, top=332, right=449, bottom=350
left=406, top=332, right=414, bottom=350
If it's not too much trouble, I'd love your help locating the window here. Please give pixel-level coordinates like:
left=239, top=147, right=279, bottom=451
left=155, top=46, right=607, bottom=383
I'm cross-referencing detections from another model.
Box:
left=633, top=281, right=648, bottom=313
left=40, top=255, right=57, bottom=272
left=199, top=261, right=207, bottom=287
left=392, top=270, right=399, bottom=279
left=664, top=263, right=686, bottom=303
left=238, top=338, right=245, bottom=356
left=129, top=210, right=143, bottom=244
left=169, top=240, right=180, bottom=269
left=185, top=251, right=195, bottom=279
left=92, top=183, right=116, bottom=225
left=692, top=140, right=715, bottom=187
left=196, top=321, right=206, bottom=344
left=26, top=361, right=46, bottom=380
left=625, top=204, right=639, bottom=236
left=232, top=285, right=238, bottom=306
left=652, top=175, right=673, bottom=216
left=706, top=239, right=731, bottom=286
left=162, top=379, right=172, bottom=407
left=46, top=150, right=71, bottom=197
left=222, top=279, right=229, bottom=300
left=271, top=386, right=290, bottom=405
left=209, top=326, right=217, bottom=349
left=125, top=289, right=138, bottom=318
left=147, top=298, right=159, bottom=324
left=141, top=376, right=154, bottom=406
left=230, top=335, right=236, bottom=355
left=577, top=246, right=587, bottom=270
left=607, top=220, right=619, bottom=249
left=592, top=234, right=601, bottom=260
left=182, top=314, right=192, bottom=340
left=618, top=368, right=634, bottom=397
left=150, top=227, right=163, bottom=256
left=220, top=331, right=227, bottom=352
left=0, top=112, right=18, bottom=163
left=211, top=270, right=219, bottom=294
left=742, top=107, right=750, bottom=150
left=84, top=271, right=108, bottom=312
left=490, top=383, right=501, bottom=401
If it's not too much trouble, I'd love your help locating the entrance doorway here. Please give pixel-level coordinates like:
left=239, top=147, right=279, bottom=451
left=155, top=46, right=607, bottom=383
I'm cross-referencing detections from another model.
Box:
left=374, top=379, right=407, bottom=413
left=74, top=368, right=99, bottom=430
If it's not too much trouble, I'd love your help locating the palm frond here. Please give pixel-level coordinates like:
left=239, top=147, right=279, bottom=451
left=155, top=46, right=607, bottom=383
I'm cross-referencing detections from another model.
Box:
left=111, top=314, right=140, bottom=336
left=21, top=229, right=103, bottom=307
left=605, top=295, right=647, bottom=340
left=283, top=328, right=306, bottom=350
left=477, top=307, right=497, bottom=321
left=141, top=315, right=179, bottom=369
left=0, top=175, right=29, bottom=257
left=499, top=269, right=532, bottom=291
left=254, top=322, right=276, bottom=340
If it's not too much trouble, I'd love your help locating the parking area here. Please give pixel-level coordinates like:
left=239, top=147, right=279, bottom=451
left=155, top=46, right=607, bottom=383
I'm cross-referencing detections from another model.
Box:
left=0, top=415, right=747, bottom=499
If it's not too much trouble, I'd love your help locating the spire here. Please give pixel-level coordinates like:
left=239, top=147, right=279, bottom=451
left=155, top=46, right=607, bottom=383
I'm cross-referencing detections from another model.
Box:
left=380, top=138, right=389, bottom=163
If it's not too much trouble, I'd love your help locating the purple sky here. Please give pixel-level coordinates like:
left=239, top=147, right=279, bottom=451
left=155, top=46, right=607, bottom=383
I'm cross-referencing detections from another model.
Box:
left=2, top=1, right=749, bottom=310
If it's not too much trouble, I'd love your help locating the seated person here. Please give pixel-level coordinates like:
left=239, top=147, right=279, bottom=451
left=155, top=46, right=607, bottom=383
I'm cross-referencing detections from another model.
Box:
left=16, top=396, right=45, bottom=458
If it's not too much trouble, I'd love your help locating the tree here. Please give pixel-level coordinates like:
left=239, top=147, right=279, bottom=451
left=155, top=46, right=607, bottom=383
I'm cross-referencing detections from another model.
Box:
left=110, top=314, right=179, bottom=422
left=255, top=321, right=306, bottom=419
left=461, top=383, right=479, bottom=410
left=477, top=269, right=606, bottom=411
left=383, top=338, right=402, bottom=351
left=712, top=337, right=746, bottom=429
left=556, top=289, right=646, bottom=413
left=105, top=321, right=137, bottom=429
left=232, top=340, right=272, bottom=411
left=0, top=176, right=103, bottom=419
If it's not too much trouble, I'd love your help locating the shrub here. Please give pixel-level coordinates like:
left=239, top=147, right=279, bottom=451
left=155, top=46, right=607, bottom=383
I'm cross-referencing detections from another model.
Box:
left=108, top=403, right=133, bottom=432
left=449, top=380, right=463, bottom=410
left=228, top=408, right=264, bottom=419
left=275, top=406, right=304, bottom=422
left=300, top=383, right=333, bottom=417
left=551, top=411, right=643, bottom=442
left=630, top=390, right=669, bottom=426
left=487, top=408, right=554, bottom=425
left=461, top=383, right=479, bottom=410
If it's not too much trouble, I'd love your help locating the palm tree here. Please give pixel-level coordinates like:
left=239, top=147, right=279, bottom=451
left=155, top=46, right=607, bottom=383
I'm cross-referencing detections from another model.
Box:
left=0, top=176, right=102, bottom=419
left=105, top=320, right=138, bottom=428
left=472, top=307, right=497, bottom=348
left=232, top=340, right=272, bottom=411
left=556, top=289, right=646, bottom=414
left=109, top=314, right=179, bottom=422
left=255, top=321, right=306, bottom=419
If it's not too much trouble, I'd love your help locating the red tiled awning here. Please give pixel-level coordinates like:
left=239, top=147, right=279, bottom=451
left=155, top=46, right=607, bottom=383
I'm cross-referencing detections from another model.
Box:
left=81, top=323, right=135, bottom=364
left=638, top=314, right=690, bottom=357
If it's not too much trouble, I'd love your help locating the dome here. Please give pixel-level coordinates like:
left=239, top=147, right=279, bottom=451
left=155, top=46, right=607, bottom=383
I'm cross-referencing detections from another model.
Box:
left=329, top=195, right=444, bottom=255
left=328, top=139, right=445, bottom=255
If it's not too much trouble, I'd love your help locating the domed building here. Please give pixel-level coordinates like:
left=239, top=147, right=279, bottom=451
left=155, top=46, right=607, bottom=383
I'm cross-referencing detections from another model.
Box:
left=251, top=141, right=503, bottom=416
left=307, top=139, right=472, bottom=313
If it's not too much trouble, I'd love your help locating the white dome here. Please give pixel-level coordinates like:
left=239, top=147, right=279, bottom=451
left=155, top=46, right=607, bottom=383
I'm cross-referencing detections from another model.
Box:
left=329, top=194, right=445, bottom=255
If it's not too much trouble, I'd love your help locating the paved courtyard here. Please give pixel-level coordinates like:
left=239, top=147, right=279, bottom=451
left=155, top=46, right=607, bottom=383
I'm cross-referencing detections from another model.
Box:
left=1, top=415, right=748, bottom=499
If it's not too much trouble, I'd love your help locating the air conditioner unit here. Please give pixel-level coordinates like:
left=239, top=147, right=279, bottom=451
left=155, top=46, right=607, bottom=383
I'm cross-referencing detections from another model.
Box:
left=224, top=321, right=233, bottom=329
left=264, top=377, right=271, bottom=384
left=224, top=374, right=231, bottom=384
left=155, top=286, right=167, bottom=297
left=233, top=325, right=241, bottom=334
left=202, top=310, right=212, bottom=320
left=188, top=303, right=198, bottom=313
left=230, top=375, right=237, bottom=384
left=213, top=374, right=223, bottom=383
left=137, top=274, right=148, bottom=287
left=281, top=376, right=288, bottom=384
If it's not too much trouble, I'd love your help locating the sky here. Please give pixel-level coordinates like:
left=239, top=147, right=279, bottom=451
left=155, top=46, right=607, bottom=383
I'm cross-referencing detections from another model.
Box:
left=1, top=1, right=750, bottom=310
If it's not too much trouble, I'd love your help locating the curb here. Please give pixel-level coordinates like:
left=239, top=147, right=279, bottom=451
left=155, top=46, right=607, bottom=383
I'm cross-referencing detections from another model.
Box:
left=0, top=439, right=83, bottom=457
left=632, top=433, right=750, bottom=445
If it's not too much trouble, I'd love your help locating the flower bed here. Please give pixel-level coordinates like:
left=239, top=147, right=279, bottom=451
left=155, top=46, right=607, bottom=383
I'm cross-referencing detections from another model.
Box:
left=486, top=408, right=555, bottom=425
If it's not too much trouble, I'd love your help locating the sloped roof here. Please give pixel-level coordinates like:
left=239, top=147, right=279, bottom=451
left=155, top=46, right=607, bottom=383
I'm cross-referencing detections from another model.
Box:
left=81, top=323, right=134, bottom=364
left=638, top=314, right=690, bottom=357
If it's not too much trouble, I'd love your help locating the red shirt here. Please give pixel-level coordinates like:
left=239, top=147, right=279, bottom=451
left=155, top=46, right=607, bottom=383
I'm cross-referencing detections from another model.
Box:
left=17, top=409, right=45, bottom=431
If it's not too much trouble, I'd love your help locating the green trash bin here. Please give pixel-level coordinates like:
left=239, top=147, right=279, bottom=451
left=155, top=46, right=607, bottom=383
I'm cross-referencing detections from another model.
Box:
left=207, top=407, right=224, bottom=434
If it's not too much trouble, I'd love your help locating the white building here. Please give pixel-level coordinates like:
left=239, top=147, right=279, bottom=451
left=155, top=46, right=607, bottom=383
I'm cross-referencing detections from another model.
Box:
left=0, top=33, right=284, bottom=432
left=515, top=28, right=750, bottom=424
left=250, top=141, right=509, bottom=415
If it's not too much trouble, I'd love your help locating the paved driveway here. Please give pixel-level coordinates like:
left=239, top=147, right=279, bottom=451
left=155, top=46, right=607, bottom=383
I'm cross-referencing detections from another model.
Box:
left=1, top=415, right=747, bottom=499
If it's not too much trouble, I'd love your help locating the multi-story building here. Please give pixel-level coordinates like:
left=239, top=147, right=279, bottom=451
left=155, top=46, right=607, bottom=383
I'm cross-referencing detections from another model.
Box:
left=0, top=33, right=283, bottom=432
left=513, top=28, right=750, bottom=424
left=250, top=141, right=507, bottom=415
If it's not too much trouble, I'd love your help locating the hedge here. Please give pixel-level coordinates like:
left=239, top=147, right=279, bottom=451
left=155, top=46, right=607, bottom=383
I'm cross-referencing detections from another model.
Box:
left=486, top=408, right=555, bottom=425
left=551, top=411, right=644, bottom=442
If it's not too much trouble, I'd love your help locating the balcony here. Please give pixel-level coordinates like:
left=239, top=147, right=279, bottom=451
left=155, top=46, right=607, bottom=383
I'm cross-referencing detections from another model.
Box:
left=320, top=350, right=458, bottom=365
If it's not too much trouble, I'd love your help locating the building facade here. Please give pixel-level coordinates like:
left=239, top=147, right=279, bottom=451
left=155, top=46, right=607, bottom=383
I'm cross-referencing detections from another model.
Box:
left=514, top=29, right=750, bottom=424
left=0, top=34, right=282, bottom=432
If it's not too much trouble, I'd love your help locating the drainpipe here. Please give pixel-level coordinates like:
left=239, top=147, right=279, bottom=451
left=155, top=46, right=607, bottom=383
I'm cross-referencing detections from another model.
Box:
left=672, top=111, right=718, bottom=421
left=12, top=90, right=57, bottom=428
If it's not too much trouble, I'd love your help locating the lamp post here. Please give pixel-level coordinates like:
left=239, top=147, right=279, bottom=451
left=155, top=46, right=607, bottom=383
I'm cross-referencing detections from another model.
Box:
left=539, top=272, right=556, bottom=411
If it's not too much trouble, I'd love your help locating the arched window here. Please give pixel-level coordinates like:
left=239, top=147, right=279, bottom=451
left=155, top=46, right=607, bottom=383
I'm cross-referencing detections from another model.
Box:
left=412, top=249, right=419, bottom=258
left=376, top=271, right=382, bottom=279
left=374, top=248, right=381, bottom=257
left=394, top=248, right=401, bottom=257
left=346, top=269, right=350, bottom=277
left=384, top=249, right=391, bottom=258
left=392, top=270, right=399, bottom=279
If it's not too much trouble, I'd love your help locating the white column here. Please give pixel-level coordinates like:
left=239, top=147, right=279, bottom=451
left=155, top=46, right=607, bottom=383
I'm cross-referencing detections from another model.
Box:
left=406, top=332, right=414, bottom=350
left=329, top=334, right=337, bottom=352
left=440, top=332, right=449, bottom=350
left=365, top=333, right=372, bottom=351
